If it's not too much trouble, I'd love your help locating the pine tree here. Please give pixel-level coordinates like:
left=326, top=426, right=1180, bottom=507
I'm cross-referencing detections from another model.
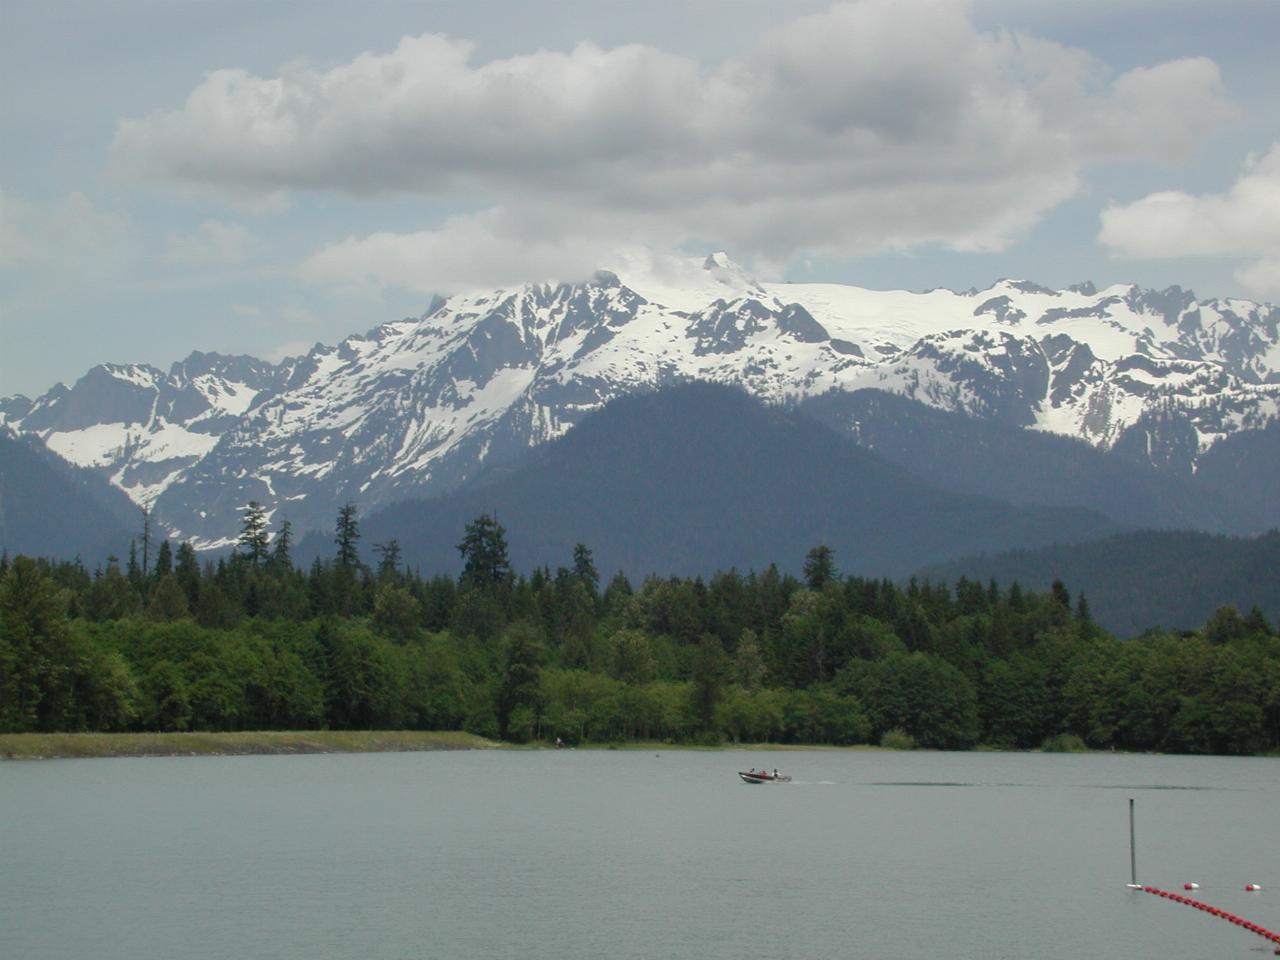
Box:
left=127, top=540, right=143, bottom=590
left=458, top=514, right=510, bottom=590
left=335, top=503, right=361, bottom=569
left=1075, top=592, right=1092, bottom=625
left=572, top=543, right=598, bottom=598
left=374, top=540, right=402, bottom=583
left=803, top=545, right=837, bottom=591
left=238, top=501, right=270, bottom=566
left=272, top=518, right=293, bottom=571
left=175, top=541, right=201, bottom=609
left=141, top=506, right=153, bottom=577
left=153, top=540, right=173, bottom=579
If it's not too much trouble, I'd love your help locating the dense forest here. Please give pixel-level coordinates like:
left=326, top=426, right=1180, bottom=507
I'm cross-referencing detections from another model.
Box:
left=2, top=504, right=1278, bottom=755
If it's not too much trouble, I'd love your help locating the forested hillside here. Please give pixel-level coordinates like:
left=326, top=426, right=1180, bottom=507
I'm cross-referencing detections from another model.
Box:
left=311, top=383, right=1118, bottom=579
left=3, top=510, right=1278, bottom=755
left=798, top=389, right=1255, bottom=533
left=0, top=431, right=137, bottom=564
left=920, top=530, right=1280, bottom=637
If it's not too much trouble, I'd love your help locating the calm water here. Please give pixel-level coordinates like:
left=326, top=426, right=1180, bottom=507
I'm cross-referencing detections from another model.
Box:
left=2, top=749, right=1277, bottom=960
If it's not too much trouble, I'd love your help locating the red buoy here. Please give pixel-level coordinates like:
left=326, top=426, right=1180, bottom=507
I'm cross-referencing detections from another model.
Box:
left=1184, top=882, right=1200, bottom=890
left=1246, top=883, right=1263, bottom=892
left=1140, top=888, right=1280, bottom=947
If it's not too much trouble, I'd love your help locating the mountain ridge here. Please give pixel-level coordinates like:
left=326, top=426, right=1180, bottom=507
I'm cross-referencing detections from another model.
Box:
left=4, top=253, right=1277, bottom=546
left=302, top=382, right=1120, bottom=580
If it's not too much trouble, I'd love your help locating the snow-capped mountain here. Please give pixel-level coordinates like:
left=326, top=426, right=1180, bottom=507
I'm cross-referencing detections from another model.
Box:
left=4, top=253, right=1278, bottom=546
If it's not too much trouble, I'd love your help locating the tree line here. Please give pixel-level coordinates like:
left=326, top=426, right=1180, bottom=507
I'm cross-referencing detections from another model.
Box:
left=2, top=503, right=1278, bottom=754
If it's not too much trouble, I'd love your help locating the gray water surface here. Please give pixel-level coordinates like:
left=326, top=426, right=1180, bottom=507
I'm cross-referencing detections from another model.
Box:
left=2, top=749, right=1277, bottom=959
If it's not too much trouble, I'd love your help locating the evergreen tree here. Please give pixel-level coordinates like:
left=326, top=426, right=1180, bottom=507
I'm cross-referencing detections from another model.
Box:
left=272, top=518, right=294, bottom=571
left=374, top=540, right=402, bottom=583
left=147, top=575, right=189, bottom=621
left=1075, top=592, right=1092, bottom=625
left=85, top=558, right=142, bottom=621
left=803, top=545, right=837, bottom=592
left=458, top=514, right=510, bottom=590
left=140, top=505, right=153, bottom=577
left=238, top=501, right=270, bottom=566
left=602, top=571, right=633, bottom=621
left=572, top=543, right=599, bottom=599
left=127, top=541, right=143, bottom=590
left=335, top=503, right=361, bottom=569
left=174, top=542, right=201, bottom=609
left=153, top=540, right=173, bottom=579
left=1243, top=605, right=1273, bottom=637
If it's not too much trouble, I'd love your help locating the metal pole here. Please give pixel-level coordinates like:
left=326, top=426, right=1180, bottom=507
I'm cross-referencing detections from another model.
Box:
left=1129, top=798, right=1137, bottom=887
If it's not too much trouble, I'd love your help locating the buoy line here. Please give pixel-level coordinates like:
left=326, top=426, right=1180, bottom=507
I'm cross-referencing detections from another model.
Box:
left=1139, top=886, right=1280, bottom=951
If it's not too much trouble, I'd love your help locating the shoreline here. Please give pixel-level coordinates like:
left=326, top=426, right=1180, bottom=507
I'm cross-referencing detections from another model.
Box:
left=0, top=730, right=501, bottom=760
left=6, top=732, right=1272, bottom=761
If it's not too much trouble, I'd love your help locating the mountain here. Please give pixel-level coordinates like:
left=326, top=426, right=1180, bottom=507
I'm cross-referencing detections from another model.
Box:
left=918, top=529, right=1280, bottom=638
left=2, top=352, right=291, bottom=521
left=1192, top=419, right=1280, bottom=531
left=4, top=254, right=1277, bottom=547
left=0, top=429, right=137, bottom=564
left=797, top=389, right=1253, bottom=533
left=306, top=382, right=1119, bottom=580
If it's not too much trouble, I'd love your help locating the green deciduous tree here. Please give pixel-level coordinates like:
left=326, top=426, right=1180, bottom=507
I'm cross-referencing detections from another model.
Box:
left=495, top=620, right=545, bottom=741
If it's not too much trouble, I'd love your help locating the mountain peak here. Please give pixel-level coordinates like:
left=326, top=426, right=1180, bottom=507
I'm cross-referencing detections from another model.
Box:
left=6, top=258, right=1278, bottom=548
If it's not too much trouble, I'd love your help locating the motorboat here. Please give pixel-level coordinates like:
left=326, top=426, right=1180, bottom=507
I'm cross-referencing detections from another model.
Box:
left=738, top=768, right=791, bottom=784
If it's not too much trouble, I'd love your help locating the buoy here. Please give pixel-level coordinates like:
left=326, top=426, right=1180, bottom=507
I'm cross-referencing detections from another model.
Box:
left=1184, top=882, right=1200, bottom=890
left=1246, top=884, right=1263, bottom=892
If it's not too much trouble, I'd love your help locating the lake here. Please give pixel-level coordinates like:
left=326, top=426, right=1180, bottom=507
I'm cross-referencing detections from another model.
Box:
left=2, top=749, right=1277, bottom=959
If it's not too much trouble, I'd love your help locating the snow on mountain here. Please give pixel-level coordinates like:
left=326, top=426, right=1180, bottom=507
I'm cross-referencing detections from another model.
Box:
left=6, top=353, right=291, bottom=513
left=5, top=254, right=1278, bottom=546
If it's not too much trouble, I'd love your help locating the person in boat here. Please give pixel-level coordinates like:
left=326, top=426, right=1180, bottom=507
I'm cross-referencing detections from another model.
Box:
left=773, top=768, right=779, bottom=778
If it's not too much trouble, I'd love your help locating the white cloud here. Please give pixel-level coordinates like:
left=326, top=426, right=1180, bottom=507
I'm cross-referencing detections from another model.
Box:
left=167, top=219, right=252, bottom=265
left=299, top=206, right=645, bottom=295
left=0, top=191, right=131, bottom=270
left=1099, top=143, right=1280, bottom=296
left=111, top=0, right=1233, bottom=289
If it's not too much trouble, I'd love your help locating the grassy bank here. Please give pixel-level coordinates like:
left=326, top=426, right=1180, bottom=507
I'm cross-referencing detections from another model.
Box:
left=0, top=730, right=500, bottom=760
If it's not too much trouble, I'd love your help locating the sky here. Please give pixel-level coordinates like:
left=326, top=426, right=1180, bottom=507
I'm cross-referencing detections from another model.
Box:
left=2, top=0, right=1279, bottom=399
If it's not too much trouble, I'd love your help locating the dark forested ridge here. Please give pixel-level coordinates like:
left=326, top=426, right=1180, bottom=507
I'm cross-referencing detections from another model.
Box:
left=799, top=389, right=1259, bottom=533
left=308, top=383, right=1119, bottom=580
left=920, top=530, right=1280, bottom=637
left=4, top=508, right=1278, bottom=755
left=0, top=430, right=137, bottom=564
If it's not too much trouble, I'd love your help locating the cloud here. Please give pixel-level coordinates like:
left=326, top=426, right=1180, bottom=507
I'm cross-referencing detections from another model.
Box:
left=111, top=0, right=1233, bottom=288
left=298, top=206, right=644, bottom=295
left=0, top=191, right=131, bottom=270
left=1099, top=143, right=1280, bottom=296
left=167, top=219, right=253, bottom=265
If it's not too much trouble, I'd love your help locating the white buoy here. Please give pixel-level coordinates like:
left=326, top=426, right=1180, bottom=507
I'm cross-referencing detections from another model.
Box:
left=1245, top=883, right=1262, bottom=892
left=1184, top=882, right=1200, bottom=890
